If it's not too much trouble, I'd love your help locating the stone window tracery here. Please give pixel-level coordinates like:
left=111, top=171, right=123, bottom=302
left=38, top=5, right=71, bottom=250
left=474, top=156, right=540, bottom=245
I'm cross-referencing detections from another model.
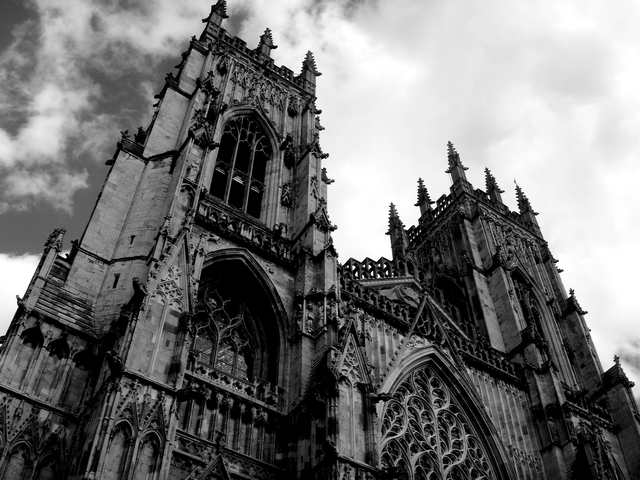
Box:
left=380, top=367, right=496, bottom=480
left=433, top=278, right=472, bottom=334
left=210, top=116, right=271, bottom=219
left=193, top=291, right=256, bottom=382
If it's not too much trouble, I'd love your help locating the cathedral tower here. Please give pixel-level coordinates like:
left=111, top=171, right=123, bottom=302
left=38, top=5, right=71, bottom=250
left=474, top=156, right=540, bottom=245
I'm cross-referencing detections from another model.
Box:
left=0, top=3, right=638, bottom=480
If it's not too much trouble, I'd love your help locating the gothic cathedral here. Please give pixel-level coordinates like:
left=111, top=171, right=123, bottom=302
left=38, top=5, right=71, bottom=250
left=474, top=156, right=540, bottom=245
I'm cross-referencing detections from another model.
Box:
left=0, top=2, right=638, bottom=479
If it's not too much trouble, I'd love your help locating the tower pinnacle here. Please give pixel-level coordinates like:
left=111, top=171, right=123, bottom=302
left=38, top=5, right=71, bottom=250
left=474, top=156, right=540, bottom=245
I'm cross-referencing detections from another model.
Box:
left=201, top=1, right=228, bottom=41
left=515, top=182, right=537, bottom=215
left=257, top=28, right=278, bottom=57
left=485, top=168, right=504, bottom=203
left=387, top=203, right=408, bottom=260
left=445, top=141, right=468, bottom=185
left=515, top=181, right=540, bottom=232
left=300, top=51, right=321, bottom=93
left=415, top=178, right=434, bottom=216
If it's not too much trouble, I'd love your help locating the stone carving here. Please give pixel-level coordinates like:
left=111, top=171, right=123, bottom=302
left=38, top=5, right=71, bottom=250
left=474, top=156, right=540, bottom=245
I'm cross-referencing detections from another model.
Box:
left=380, top=367, right=496, bottom=480
left=340, top=338, right=363, bottom=384
left=230, top=59, right=297, bottom=111
left=280, top=182, right=292, bottom=207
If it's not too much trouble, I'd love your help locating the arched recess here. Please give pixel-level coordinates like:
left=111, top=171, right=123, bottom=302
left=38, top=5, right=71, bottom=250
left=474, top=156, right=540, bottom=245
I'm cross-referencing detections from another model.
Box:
left=102, top=422, right=134, bottom=480
left=33, top=453, right=59, bottom=480
left=132, top=431, right=162, bottom=480
left=379, top=347, right=516, bottom=480
left=194, top=248, right=288, bottom=388
left=1, top=442, right=32, bottom=480
left=204, top=105, right=281, bottom=224
left=432, top=275, right=473, bottom=335
left=510, top=268, right=578, bottom=386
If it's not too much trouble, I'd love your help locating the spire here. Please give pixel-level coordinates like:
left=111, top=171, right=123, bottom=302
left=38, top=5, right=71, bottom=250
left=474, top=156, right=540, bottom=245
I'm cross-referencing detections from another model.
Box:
left=299, top=51, right=321, bottom=93
left=515, top=181, right=540, bottom=232
left=387, top=203, right=404, bottom=233
left=204, top=0, right=228, bottom=23
left=44, top=227, right=66, bottom=253
left=386, top=203, right=408, bottom=260
left=415, top=178, right=434, bottom=216
left=257, top=28, right=278, bottom=57
left=200, top=1, right=228, bottom=41
left=484, top=168, right=504, bottom=203
left=515, top=182, right=537, bottom=215
left=445, top=141, right=468, bottom=184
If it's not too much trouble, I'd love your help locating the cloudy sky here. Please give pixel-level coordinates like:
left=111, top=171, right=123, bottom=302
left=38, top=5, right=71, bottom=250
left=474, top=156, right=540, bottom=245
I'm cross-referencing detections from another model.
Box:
left=1, top=0, right=639, bottom=399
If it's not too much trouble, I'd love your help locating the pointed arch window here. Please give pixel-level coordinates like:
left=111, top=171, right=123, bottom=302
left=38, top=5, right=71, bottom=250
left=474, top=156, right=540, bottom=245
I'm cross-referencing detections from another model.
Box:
left=210, top=117, right=271, bottom=218
left=381, top=367, right=498, bottom=480
left=193, top=292, right=256, bottom=382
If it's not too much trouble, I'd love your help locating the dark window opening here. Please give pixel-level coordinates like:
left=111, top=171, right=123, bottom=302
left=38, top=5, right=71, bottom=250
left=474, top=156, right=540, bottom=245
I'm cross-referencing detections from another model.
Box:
left=210, top=117, right=271, bottom=219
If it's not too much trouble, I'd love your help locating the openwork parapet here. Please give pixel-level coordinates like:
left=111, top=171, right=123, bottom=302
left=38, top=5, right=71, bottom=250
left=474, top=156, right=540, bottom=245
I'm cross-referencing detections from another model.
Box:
left=197, top=196, right=293, bottom=267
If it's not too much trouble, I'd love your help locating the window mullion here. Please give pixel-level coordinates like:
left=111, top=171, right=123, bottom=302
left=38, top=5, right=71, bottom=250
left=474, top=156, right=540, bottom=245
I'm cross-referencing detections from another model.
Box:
left=224, top=135, right=240, bottom=203
left=242, top=143, right=257, bottom=212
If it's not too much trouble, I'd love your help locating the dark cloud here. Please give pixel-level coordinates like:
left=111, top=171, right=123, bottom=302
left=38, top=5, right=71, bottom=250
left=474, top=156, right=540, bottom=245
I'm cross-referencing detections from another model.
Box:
left=226, top=4, right=251, bottom=36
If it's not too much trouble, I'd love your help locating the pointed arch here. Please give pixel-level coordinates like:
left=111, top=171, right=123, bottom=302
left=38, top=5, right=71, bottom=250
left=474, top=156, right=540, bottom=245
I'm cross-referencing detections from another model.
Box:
left=432, top=274, right=472, bottom=334
left=217, top=104, right=280, bottom=155
left=33, top=453, right=59, bottom=480
left=197, top=248, right=288, bottom=387
left=334, top=326, right=375, bottom=463
left=1, top=441, right=33, bottom=480
left=132, top=431, right=162, bottom=480
left=379, top=347, right=516, bottom=480
left=102, top=421, right=134, bottom=480
left=207, top=106, right=278, bottom=220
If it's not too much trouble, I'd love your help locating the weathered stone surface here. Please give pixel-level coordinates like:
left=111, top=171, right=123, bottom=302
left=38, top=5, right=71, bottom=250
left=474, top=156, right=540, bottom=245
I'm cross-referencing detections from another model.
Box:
left=0, top=4, right=637, bottom=480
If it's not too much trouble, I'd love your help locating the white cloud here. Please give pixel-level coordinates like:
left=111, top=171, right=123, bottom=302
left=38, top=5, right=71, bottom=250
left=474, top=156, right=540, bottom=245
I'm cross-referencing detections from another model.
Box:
left=0, top=254, right=40, bottom=335
left=1, top=0, right=639, bottom=401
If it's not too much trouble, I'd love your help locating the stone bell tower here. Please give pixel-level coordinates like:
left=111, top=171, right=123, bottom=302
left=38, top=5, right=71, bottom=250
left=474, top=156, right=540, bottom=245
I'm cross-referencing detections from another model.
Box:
left=379, top=142, right=640, bottom=479
left=0, top=1, right=339, bottom=478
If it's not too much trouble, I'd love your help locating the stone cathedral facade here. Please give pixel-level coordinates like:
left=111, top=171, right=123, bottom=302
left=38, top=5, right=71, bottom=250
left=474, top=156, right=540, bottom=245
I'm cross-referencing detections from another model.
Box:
left=0, top=2, right=639, bottom=479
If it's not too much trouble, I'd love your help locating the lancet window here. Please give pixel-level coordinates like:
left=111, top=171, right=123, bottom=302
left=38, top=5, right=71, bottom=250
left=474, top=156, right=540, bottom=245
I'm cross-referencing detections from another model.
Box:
left=193, top=290, right=256, bottom=382
left=380, top=367, right=496, bottom=480
left=433, top=277, right=471, bottom=332
left=512, top=275, right=543, bottom=330
left=210, top=116, right=271, bottom=219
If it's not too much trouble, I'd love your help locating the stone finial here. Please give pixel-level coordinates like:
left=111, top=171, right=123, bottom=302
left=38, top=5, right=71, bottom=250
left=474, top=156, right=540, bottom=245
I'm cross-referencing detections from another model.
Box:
left=257, top=28, right=278, bottom=57
left=301, top=51, right=322, bottom=76
left=44, top=228, right=66, bottom=253
left=387, top=203, right=408, bottom=259
left=203, top=0, right=228, bottom=24
left=566, top=288, right=588, bottom=315
left=299, top=51, right=321, bottom=93
left=387, top=203, right=404, bottom=234
left=445, top=141, right=468, bottom=185
left=485, top=168, right=504, bottom=203
left=445, top=141, right=467, bottom=173
left=515, top=182, right=538, bottom=215
left=415, top=178, right=434, bottom=215
left=200, top=1, right=228, bottom=41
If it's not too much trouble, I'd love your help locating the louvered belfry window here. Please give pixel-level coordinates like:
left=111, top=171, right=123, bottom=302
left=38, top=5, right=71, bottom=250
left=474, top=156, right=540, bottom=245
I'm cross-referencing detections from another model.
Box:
left=211, top=117, right=271, bottom=218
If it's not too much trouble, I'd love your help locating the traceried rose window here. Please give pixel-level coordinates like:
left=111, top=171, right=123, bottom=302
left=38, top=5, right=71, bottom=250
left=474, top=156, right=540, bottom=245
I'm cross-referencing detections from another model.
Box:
left=193, top=291, right=255, bottom=382
left=210, top=116, right=271, bottom=218
left=380, top=368, right=496, bottom=480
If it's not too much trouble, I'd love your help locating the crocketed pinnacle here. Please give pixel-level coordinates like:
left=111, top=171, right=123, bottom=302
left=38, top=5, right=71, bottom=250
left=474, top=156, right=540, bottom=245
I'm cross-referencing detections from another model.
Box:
left=258, top=28, right=278, bottom=51
left=415, top=178, right=434, bottom=207
left=387, top=203, right=404, bottom=234
left=515, top=182, right=538, bottom=214
left=204, top=0, right=228, bottom=22
left=301, top=51, right=322, bottom=76
left=485, top=168, right=504, bottom=194
left=445, top=141, right=468, bottom=174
